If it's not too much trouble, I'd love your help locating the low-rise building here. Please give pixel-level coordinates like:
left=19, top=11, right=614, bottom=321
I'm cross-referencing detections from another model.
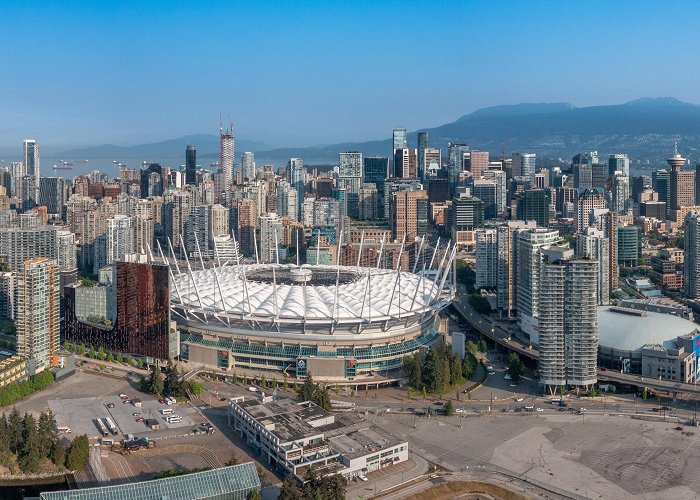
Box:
left=229, top=397, right=408, bottom=481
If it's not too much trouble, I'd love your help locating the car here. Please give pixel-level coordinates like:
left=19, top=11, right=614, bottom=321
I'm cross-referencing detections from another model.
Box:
left=488, top=371, right=496, bottom=376
left=105, top=403, right=115, bottom=408
left=601, top=367, right=608, bottom=371
left=509, top=383, right=518, bottom=387
left=132, top=412, right=141, bottom=417
left=122, top=399, right=130, bottom=404
left=637, top=376, right=644, bottom=381
left=524, top=405, right=534, bottom=411
left=135, top=417, right=144, bottom=423
left=248, top=387, right=259, bottom=392
left=159, top=399, right=166, bottom=404
left=118, top=393, right=128, bottom=399
left=358, top=475, right=368, bottom=482
left=515, top=398, right=524, bottom=402
left=435, top=401, right=444, bottom=406
left=536, top=408, right=544, bottom=412
left=558, top=407, right=566, bottom=412
left=487, top=366, right=494, bottom=371
left=455, top=408, right=465, bottom=414
left=406, top=407, right=415, bottom=412
left=192, top=428, right=200, bottom=434
left=568, top=408, right=576, bottom=412
left=504, top=374, right=512, bottom=380
left=127, top=371, right=135, bottom=376
left=500, top=408, right=508, bottom=412
left=219, top=397, right=226, bottom=401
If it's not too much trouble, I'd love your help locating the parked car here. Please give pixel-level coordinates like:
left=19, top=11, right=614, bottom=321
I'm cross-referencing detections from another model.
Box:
left=248, top=386, right=259, bottom=392
left=105, top=403, right=115, bottom=409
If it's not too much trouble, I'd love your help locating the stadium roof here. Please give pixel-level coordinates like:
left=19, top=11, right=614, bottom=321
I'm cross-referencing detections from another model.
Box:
left=171, top=264, right=444, bottom=323
left=40, top=463, right=260, bottom=500
left=598, top=306, right=699, bottom=352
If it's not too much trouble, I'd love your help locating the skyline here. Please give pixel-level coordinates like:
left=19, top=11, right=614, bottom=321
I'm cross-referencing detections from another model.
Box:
left=3, top=1, right=700, bottom=151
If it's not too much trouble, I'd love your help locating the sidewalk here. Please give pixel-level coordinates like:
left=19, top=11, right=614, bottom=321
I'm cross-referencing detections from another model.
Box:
left=346, top=452, right=430, bottom=500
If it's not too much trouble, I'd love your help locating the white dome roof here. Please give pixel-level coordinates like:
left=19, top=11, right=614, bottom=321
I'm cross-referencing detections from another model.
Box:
left=598, top=306, right=699, bottom=352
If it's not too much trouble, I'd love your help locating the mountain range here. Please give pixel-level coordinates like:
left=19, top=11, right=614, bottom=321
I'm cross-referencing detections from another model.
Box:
left=56, top=98, right=700, bottom=166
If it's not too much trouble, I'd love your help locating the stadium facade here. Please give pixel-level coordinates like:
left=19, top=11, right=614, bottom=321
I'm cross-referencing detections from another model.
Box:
left=170, top=251, right=455, bottom=380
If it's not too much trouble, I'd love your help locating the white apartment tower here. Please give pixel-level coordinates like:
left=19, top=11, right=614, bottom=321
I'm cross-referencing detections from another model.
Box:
left=220, top=126, right=234, bottom=188
left=576, top=227, right=610, bottom=305
left=684, top=211, right=700, bottom=298
left=475, top=228, right=497, bottom=289
left=23, top=140, right=40, bottom=201
left=241, top=152, right=256, bottom=182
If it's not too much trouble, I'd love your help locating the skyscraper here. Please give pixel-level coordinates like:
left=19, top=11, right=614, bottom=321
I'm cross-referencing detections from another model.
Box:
left=16, top=257, right=60, bottom=371
left=684, top=211, right=700, bottom=298
left=574, top=188, right=607, bottom=232
left=185, top=144, right=197, bottom=185
left=23, top=140, right=40, bottom=202
left=259, top=212, right=283, bottom=263
left=106, top=214, right=135, bottom=266
left=467, top=150, right=489, bottom=179
left=576, top=227, right=611, bottom=305
left=668, top=147, right=694, bottom=217
left=220, top=124, right=234, bottom=188
left=393, top=148, right=417, bottom=178
left=511, top=153, right=536, bottom=180
left=287, top=158, right=305, bottom=216
left=392, top=127, right=407, bottom=151
left=608, top=153, right=630, bottom=178
left=538, top=249, right=598, bottom=392
left=391, top=190, right=428, bottom=242
left=338, top=152, right=363, bottom=219
left=652, top=169, right=671, bottom=219
left=241, top=152, right=256, bottom=182
left=417, top=131, right=429, bottom=180
left=514, top=189, right=551, bottom=227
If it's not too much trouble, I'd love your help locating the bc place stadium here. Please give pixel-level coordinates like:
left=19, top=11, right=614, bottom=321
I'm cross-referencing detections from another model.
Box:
left=168, top=245, right=456, bottom=381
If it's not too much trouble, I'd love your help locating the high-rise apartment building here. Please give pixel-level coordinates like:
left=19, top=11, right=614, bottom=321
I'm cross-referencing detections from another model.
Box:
left=39, top=177, right=66, bottom=215
left=574, top=188, right=607, bottom=232
left=538, top=249, right=598, bottom=391
left=23, top=140, right=40, bottom=202
left=259, top=212, right=283, bottom=263
left=383, top=177, right=423, bottom=220
left=363, top=157, right=388, bottom=218
left=611, top=173, right=630, bottom=214
left=163, top=189, right=194, bottom=251
left=287, top=158, right=305, bottom=216
left=358, top=183, right=379, bottom=220
left=576, top=227, right=610, bottom=305
left=473, top=179, right=497, bottom=219
left=0, top=227, right=59, bottom=272
left=230, top=198, right=257, bottom=256
left=495, top=221, right=538, bottom=317
left=516, top=228, right=560, bottom=339
left=241, top=152, right=256, bottom=182
left=338, top=152, right=363, bottom=219
left=220, top=125, right=234, bottom=188
left=277, top=182, right=299, bottom=222
left=16, top=258, right=60, bottom=371
left=573, top=164, right=592, bottom=189
left=475, top=228, right=497, bottom=289
left=10, top=162, right=26, bottom=199
left=652, top=169, right=671, bottom=218
left=106, top=214, right=135, bottom=266
left=393, top=148, right=417, bottom=178
left=450, top=192, right=484, bottom=247
left=684, top=211, right=700, bottom=298
left=185, top=144, right=197, bottom=185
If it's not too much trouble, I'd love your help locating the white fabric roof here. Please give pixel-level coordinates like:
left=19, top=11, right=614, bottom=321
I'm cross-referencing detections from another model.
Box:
left=171, top=264, right=440, bottom=322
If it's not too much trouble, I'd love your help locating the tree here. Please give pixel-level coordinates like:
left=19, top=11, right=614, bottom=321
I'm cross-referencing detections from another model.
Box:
left=248, top=490, right=263, bottom=500
left=7, top=408, right=22, bottom=454
left=148, top=365, right=164, bottom=396
left=477, top=340, right=488, bottom=353
left=88, top=346, right=96, bottom=359
left=37, top=411, right=57, bottom=460
left=19, top=413, right=42, bottom=473
left=278, top=475, right=303, bottom=500
left=50, top=441, right=65, bottom=468
left=402, top=353, right=422, bottom=388
left=261, top=374, right=267, bottom=388
left=466, top=341, right=478, bottom=355
left=116, top=353, right=123, bottom=364
left=507, top=352, right=523, bottom=382
left=97, top=346, right=106, bottom=360
left=136, top=359, right=144, bottom=369
left=313, top=385, right=332, bottom=411
left=449, top=353, right=463, bottom=386
left=164, top=362, right=184, bottom=397
left=444, top=400, right=455, bottom=417
left=297, top=373, right=316, bottom=402
left=107, top=353, right=114, bottom=363
left=66, top=435, right=89, bottom=471
left=468, top=294, right=491, bottom=314
left=461, top=354, right=475, bottom=380
left=326, top=474, right=346, bottom=500
left=189, top=381, right=203, bottom=396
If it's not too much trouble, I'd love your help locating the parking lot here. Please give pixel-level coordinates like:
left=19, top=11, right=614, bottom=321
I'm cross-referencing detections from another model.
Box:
left=49, top=394, right=197, bottom=440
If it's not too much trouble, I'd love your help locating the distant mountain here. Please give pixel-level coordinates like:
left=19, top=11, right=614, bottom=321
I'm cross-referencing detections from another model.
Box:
left=55, top=98, right=700, bottom=167
left=251, top=98, right=700, bottom=165
left=56, top=134, right=273, bottom=163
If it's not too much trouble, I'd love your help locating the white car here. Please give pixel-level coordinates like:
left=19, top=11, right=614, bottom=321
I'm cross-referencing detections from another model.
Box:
left=516, top=397, right=524, bottom=402
left=455, top=408, right=465, bottom=413
left=504, top=374, right=512, bottom=380
left=536, top=408, right=544, bottom=412
left=248, top=386, right=259, bottom=392
left=488, top=371, right=496, bottom=376
left=509, top=383, right=518, bottom=387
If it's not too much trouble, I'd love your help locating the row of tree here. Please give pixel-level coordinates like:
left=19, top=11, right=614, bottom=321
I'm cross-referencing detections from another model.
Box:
left=296, top=373, right=332, bottom=411
left=0, top=409, right=88, bottom=474
left=139, top=362, right=200, bottom=398
left=278, top=468, right=345, bottom=500
left=0, top=369, right=54, bottom=408
left=403, top=342, right=476, bottom=394
left=63, top=342, right=147, bottom=369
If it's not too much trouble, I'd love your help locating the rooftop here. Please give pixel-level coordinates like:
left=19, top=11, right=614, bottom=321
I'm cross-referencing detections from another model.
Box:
left=598, top=306, right=699, bottom=352
left=39, top=463, right=260, bottom=500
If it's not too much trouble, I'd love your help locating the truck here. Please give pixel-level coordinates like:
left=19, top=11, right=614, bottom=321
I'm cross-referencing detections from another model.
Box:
left=95, top=419, right=109, bottom=437
left=103, top=417, right=119, bottom=436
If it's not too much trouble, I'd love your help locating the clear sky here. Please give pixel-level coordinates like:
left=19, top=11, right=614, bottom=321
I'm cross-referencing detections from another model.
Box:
left=1, top=0, right=699, bottom=151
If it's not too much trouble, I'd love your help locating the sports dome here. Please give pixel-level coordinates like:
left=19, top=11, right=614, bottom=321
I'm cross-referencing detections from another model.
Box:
left=171, top=264, right=441, bottom=325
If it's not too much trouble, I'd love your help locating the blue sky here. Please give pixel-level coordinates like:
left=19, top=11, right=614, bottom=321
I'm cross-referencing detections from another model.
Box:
left=1, top=1, right=699, bottom=150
